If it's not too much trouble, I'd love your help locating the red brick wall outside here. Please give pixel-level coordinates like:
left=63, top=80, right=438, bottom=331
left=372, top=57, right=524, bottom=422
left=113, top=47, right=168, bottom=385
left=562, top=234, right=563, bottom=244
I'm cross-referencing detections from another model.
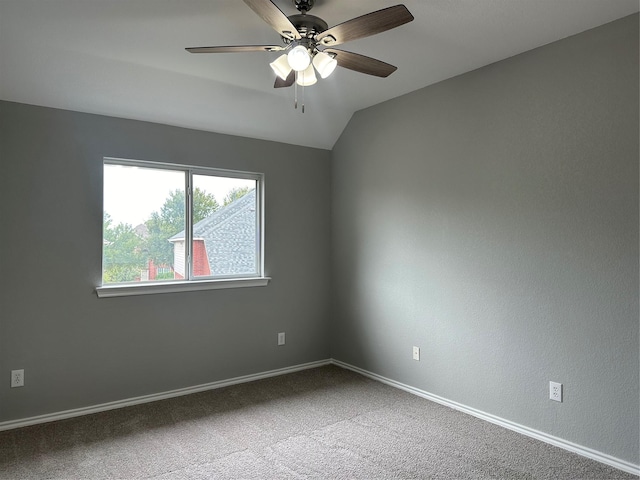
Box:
left=148, top=258, right=158, bottom=280
left=193, top=240, right=211, bottom=276
left=151, top=241, right=209, bottom=280
left=146, top=258, right=177, bottom=280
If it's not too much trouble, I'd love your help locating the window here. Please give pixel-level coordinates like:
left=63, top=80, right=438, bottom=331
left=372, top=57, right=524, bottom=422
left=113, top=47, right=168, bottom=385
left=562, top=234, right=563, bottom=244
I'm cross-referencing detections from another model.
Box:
left=97, top=158, right=268, bottom=297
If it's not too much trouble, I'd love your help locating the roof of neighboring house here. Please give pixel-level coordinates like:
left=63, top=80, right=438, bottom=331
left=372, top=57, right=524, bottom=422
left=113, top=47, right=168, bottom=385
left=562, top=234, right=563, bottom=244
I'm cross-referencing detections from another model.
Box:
left=169, top=189, right=256, bottom=276
left=134, top=224, right=149, bottom=238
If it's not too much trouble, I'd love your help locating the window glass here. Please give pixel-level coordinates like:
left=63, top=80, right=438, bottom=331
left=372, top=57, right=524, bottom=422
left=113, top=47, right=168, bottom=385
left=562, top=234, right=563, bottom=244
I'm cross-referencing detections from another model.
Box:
left=102, top=160, right=262, bottom=286
left=103, top=163, right=185, bottom=284
left=191, top=175, right=258, bottom=278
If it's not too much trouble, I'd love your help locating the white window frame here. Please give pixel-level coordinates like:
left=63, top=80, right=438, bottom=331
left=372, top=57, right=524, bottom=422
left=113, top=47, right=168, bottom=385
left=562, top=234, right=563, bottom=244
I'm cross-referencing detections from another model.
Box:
left=96, top=158, right=269, bottom=298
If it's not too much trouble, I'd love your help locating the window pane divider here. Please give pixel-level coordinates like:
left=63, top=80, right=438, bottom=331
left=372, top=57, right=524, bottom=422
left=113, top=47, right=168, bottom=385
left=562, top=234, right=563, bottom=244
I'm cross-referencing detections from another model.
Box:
left=186, top=171, right=194, bottom=281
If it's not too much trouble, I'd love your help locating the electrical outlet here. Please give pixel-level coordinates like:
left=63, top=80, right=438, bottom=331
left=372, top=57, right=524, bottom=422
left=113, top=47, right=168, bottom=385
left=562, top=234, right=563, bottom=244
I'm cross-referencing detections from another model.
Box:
left=277, top=332, right=285, bottom=346
left=412, top=346, right=420, bottom=361
left=549, top=381, right=562, bottom=402
left=11, top=369, right=24, bottom=388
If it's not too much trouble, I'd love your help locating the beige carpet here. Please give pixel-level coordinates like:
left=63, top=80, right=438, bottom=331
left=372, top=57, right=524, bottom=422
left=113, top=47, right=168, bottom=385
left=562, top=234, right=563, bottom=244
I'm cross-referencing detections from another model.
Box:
left=0, top=365, right=635, bottom=479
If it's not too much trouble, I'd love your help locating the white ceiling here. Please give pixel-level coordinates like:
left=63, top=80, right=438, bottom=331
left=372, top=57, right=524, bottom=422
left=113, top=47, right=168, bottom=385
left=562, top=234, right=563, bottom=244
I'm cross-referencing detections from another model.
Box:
left=1, top=1, right=637, bottom=150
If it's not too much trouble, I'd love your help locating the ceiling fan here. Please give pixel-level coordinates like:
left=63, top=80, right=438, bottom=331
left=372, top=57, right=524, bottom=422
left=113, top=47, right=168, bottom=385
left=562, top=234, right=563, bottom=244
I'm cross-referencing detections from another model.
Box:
left=186, top=0, right=414, bottom=91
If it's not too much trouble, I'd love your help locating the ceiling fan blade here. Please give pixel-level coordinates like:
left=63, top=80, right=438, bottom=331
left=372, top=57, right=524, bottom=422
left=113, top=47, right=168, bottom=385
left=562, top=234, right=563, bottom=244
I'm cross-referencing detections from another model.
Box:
left=316, top=5, right=414, bottom=47
left=186, top=45, right=284, bottom=54
left=274, top=70, right=296, bottom=88
left=324, top=49, right=397, bottom=77
left=243, top=0, right=301, bottom=40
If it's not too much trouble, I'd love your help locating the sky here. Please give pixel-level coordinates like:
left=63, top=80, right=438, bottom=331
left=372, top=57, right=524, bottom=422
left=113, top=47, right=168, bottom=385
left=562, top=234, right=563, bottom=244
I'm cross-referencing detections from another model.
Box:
left=104, top=163, right=254, bottom=226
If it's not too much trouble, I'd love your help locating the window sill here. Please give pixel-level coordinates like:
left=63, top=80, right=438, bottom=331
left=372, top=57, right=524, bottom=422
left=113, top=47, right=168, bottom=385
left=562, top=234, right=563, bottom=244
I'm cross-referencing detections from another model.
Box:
left=96, top=277, right=270, bottom=298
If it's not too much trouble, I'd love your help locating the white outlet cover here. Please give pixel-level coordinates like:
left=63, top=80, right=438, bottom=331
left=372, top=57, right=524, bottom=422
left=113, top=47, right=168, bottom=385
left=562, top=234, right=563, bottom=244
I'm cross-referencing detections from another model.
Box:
left=549, top=381, right=562, bottom=402
left=412, top=346, right=420, bottom=361
left=11, top=369, right=24, bottom=388
left=277, top=332, right=285, bottom=346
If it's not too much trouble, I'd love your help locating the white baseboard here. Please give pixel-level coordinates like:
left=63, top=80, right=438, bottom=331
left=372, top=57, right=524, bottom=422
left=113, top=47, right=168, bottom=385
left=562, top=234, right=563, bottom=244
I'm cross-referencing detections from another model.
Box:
left=1, top=358, right=637, bottom=476
left=331, top=359, right=640, bottom=477
left=0, top=359, right=331, bottom=432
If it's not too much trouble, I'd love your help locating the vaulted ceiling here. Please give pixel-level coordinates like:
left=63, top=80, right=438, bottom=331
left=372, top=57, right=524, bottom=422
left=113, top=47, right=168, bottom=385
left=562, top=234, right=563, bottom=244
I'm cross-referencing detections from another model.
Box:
left=1, top=1, right=637, bottom=149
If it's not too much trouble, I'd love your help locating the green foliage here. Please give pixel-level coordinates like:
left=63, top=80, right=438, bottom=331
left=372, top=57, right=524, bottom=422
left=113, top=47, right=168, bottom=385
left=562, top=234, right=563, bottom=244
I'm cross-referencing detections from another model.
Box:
left=144, top=188, right=219, bottom=266
left=223, top=186, right=250, bottom=206
left=194, top=188, right=220, bottom=222
left=143, top=211, right=174, bottom=267
left=155, top=271, right=174, bottom=280
left=102, top=213, right=146, bottom=283
left=102, top=188, right=219, bottom=282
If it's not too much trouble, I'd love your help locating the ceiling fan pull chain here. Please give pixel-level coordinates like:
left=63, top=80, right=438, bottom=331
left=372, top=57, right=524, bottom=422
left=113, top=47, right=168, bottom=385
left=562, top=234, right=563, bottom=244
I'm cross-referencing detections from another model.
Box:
left=294, top=72, right=298, bottom=109
left=293, top=67, right=306, bottom=113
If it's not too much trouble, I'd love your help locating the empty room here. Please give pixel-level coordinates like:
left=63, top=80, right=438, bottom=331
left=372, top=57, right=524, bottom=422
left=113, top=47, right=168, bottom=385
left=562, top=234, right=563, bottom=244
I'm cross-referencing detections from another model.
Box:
left=0, top=1, right=638, bottom=478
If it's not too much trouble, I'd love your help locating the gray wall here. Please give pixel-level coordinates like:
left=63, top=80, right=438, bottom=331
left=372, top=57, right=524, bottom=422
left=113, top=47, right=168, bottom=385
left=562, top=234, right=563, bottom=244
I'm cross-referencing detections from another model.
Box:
left=331, top=14, right=639, bottom=464
left=0, top=101, right=332, bottom=421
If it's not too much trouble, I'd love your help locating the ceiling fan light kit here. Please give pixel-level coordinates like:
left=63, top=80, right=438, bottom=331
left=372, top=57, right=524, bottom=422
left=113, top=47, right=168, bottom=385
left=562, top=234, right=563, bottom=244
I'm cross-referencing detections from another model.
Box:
left=297, top=64, right=317, bottom=86
left=270, top=54, right=292, bottom=80
left=312, top=51, right=337, bottom=79
left=186, top=0, right=414, bottom=110
left=287, top=44, right=312, bottom=71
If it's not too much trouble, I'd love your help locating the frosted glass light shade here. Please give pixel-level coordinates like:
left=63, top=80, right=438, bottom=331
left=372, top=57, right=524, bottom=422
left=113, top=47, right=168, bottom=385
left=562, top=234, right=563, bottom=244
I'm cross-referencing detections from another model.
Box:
left=312, top=51, right=337, bottom=79
left=270, top=54, right=292, bottom=80
left=296, top=64, right=317, bottom=86
left=288, top=45, right=311, bottom=72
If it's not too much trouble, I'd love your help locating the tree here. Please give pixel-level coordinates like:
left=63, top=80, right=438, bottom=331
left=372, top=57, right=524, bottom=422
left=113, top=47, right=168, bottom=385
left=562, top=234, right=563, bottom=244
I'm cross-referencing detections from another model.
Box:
left=144, top=188, right=219, bottom=266
left=223, top=186, right=251, bottom=206
left=102, top=213, right=146, bottom=283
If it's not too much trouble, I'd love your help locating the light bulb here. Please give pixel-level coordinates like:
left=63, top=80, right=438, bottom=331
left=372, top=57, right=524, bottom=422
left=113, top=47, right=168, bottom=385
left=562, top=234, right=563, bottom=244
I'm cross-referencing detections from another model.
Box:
left=296, top=64, right=317, bottom=86
left=270, top=54, right=292, bottom=80
left=312, top=51, right=337, bottom=79
left=287, top=45, right=311, bottom=72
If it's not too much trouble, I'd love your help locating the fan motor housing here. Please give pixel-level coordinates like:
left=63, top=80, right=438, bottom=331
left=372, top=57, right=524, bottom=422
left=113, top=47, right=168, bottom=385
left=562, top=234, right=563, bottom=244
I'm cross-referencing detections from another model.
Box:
left=287, top=14, right=328, bottom=38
